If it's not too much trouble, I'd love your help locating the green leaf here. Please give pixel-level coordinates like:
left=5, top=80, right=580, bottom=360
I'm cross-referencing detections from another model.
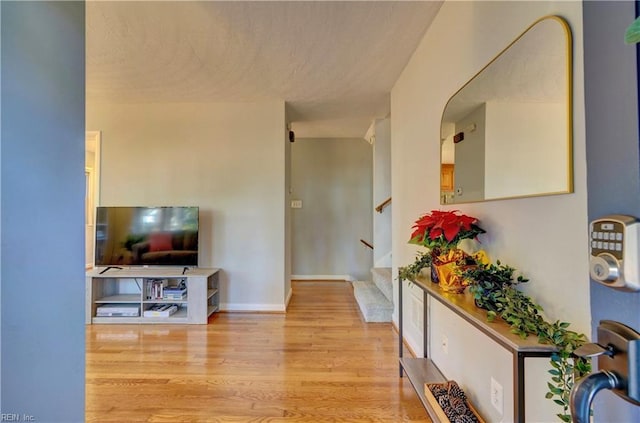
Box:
left=626, top=16, right=640, bottom=44
left=554, top=399, right=566, bottom=406
left=550, top=386, right=564, bottom=395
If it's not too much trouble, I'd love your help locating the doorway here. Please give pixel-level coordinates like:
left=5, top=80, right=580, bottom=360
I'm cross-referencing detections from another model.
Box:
left=86, top=131, right=101, bottom=268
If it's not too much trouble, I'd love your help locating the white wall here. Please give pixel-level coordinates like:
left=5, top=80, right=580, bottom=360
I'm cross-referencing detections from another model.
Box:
left=391, top=1, right=587, bottom=421
left=485, top=101, right=567, bottom=199
left=454, top=104, right=486, bottom=203
left=373, top=118, right=392, bottom=267
left=87, top=101, right=288, bottom=311
left=291, top=138, right=373, bottom=281
left=284, top=119, right=292, bottom=307
left=441, top=134, right=455, bottom=165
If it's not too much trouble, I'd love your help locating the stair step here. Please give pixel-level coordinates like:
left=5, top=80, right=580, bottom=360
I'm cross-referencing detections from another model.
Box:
left=370, top=267, right=392, bottom=302
left=352, top=280, right=393, bottom=323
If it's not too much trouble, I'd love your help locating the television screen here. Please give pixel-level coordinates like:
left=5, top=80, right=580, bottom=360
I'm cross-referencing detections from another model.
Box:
left=95, top=206, right=199, bottom=267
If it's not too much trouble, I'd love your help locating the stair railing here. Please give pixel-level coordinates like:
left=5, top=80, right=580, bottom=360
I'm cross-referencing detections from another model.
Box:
left=375, top=197, right=391, bottom=213
left=360, top=239, right=373, bottom=250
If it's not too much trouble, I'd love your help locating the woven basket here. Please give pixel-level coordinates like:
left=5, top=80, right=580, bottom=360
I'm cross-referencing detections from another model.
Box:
left=424, top=381, right=486, bottom=423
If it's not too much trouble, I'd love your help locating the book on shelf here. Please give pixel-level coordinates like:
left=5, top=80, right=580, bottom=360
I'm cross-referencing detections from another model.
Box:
left=163, top=287, right=187, bottom=293
left=163, top=293, right=187, bottom=300
left=163, top=287, right=187, bottom=300
left=145, top=279, right=169, bottom=300
left=143, top=303, right=178, bottom=317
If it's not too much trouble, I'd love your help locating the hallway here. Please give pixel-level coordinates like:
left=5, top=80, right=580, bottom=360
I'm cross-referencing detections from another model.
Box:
left=86, top=280, right=430, bottom=422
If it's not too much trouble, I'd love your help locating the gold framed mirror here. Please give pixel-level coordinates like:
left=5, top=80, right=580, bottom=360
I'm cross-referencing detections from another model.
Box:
left=440, top=16, right=573, bottom=204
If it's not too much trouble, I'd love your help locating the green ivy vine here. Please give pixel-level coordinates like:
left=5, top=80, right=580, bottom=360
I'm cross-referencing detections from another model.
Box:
left=462, top=262, right=590, bottom=422
left=398, top=251, right=432, bottom=281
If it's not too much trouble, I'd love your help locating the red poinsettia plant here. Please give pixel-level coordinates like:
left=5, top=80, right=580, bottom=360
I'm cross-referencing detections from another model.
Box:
left=409, top=210, right=485, bottom=253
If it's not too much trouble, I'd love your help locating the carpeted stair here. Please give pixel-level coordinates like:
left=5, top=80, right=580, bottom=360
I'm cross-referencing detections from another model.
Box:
left=353, top=267, right=393, bottom=322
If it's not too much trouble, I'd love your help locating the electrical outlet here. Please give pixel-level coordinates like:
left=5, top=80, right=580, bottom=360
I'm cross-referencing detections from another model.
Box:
left=441, top=335, right=448, bottom=355
left=411, top=296, right=423, bottom=332
left=491, top=377, right=503, bottom=414
left=291, top=200, right=303, bottom=209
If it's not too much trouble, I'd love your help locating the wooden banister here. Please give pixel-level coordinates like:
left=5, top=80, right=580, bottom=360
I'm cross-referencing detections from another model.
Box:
left=375, top=197, right=392, bottom=213
left=359, top=239, right=373, bottom=250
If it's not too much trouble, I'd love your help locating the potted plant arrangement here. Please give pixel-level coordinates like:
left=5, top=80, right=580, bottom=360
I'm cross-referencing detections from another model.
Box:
left=401, top=211, right=590, bottom=421
left=407, top=209, right=486, bottom=293
left=461, top=260, right=528, bottom=310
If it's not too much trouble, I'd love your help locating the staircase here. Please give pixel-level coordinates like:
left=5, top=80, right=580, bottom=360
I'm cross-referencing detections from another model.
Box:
left=352, top=267, right=393, bottom=322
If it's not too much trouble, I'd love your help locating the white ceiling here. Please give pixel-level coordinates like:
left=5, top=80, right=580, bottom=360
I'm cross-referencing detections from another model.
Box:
left=86, top=1, right=442, bottom=138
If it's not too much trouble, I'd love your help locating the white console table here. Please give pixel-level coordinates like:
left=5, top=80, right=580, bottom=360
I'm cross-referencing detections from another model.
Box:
left=398, top=274, right=556, bottom=422
left=86, top=267, right=220, bottom=324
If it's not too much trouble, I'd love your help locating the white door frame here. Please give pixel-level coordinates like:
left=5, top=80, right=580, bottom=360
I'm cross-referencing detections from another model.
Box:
left=86, top=131, right=101, bottom=268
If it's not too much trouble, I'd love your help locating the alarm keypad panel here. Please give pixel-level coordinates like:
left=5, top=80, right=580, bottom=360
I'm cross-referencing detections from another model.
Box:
left=589, top=215, right=640, bottom=291
left=590, top=221, right=624, bottom=260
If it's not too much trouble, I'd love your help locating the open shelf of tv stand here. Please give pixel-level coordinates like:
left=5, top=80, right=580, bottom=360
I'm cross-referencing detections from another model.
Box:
left=86, top=267, right=220, bottom=324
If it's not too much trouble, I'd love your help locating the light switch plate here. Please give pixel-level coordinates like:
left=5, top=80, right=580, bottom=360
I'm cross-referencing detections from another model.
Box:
left=291, top=200, right=303, bottom=209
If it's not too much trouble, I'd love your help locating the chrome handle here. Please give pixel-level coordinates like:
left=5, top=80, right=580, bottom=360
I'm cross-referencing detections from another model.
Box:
left=570, top=320, right=640, bottom=422
left=573, top=342, right=614, bottom=358
left=570, top=370, right=623, bottom=423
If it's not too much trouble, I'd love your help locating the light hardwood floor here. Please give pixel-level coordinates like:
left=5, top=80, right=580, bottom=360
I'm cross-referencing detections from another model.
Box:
left=86, top=280, right=431, bottom=422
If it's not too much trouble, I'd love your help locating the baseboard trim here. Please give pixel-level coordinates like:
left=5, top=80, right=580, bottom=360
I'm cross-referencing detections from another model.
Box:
left=291, top=274, right=355, bottom=282
left=285, top=287, right=293, bottom=310
left=219, top=303, right=286, bottom=313
left=392, top=320, right=418, bottom=358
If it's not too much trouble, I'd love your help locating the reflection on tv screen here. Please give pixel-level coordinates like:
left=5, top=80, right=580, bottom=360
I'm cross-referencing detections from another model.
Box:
left=95, top=206, right=199, bottom=267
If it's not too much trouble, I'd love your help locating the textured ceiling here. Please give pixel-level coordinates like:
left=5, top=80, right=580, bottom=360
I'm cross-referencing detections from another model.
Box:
left=86, top=1, right=442, bottom=138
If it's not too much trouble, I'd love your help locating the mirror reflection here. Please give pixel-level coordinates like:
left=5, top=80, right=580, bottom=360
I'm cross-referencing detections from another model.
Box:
left=440, top=16, right=572, bottom=204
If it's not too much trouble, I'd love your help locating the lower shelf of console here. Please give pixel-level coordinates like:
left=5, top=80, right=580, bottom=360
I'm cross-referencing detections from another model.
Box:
left=400, top=357, right=447, bottom=421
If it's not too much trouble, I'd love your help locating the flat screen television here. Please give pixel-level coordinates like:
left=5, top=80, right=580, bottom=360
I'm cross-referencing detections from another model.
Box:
left=95, top=206, right=199, bottom=267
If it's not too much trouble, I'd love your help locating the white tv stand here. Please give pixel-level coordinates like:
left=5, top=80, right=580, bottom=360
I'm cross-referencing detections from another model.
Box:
left=86, top=267, right=220, bottom=324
